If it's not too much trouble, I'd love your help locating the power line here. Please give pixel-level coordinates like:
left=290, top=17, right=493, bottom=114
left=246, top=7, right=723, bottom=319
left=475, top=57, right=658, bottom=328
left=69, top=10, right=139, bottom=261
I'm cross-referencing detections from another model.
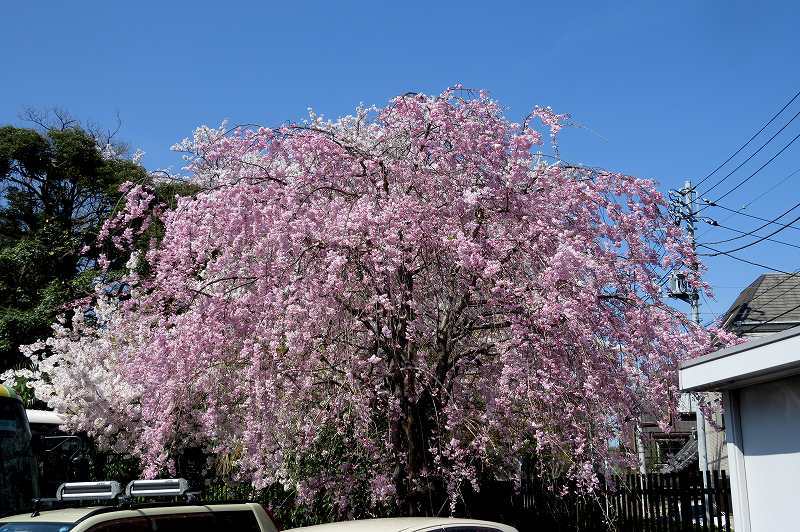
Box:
left=696, top=253, right=800, bottom=333
left=702, top=200, right=800, bottom=245
left=741, top=300, right=800, bottom=335
left=702, top=241, right=800, bottom=328
left=703, top=202, right=800, bottom=232
left=720, top=277, right=800, bottom=334
left=703, top=211, right=800, bottom=255
left=737, top=166, right=800, bottom=210
left=715, top=252, right=800, bottom=323
left=708, top=222, right=800, bottom=250
left=696, top=166, right=800, bottom=239
left=657, top=264, right=676, bottom=289
left=696, top=244, right=792, bottom=273
left=694, top=89, right=800, bottom=190
left=700, top=292, right=719, bottom=323
left=698, top=131, right=800, bottom=212
left=698, top=108, right=800, bottom=197
left=736, top=271, right=800, bottom=328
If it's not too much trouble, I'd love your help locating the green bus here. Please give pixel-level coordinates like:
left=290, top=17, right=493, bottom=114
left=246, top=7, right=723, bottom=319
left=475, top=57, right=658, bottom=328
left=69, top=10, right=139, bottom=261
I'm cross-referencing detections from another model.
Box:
left=0, top=384, right=38, bottom=516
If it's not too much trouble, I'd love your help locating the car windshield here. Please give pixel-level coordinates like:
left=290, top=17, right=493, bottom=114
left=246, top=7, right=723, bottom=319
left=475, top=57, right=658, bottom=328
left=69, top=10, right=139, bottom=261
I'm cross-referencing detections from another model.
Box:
left=0, top=524, right=73, bottom=532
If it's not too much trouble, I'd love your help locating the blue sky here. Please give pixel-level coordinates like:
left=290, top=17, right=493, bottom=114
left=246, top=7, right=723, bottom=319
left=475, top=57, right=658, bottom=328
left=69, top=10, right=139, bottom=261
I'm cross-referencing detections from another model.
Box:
left=3, top=1, right=799, bottom=321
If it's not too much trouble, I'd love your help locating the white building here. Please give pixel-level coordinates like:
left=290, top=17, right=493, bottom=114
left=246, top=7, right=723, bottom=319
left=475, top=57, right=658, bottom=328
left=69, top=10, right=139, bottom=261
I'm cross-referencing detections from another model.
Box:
left=679, top=325, right=800, bottom=532
left=693, top=273, right=800, bottom=475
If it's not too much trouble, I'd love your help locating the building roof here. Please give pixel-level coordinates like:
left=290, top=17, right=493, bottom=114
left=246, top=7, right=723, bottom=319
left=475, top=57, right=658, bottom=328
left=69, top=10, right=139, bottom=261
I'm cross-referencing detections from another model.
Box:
left=679, top=325, right=800, bottom=391
left=721, top=273, right=800, bottom=335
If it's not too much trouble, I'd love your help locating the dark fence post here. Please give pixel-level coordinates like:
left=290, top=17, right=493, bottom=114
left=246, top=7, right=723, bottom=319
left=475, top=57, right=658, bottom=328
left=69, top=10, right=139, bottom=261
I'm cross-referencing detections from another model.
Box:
left=721, top=470, right=732, bottom=532
left=641, top=474, right=648, bottom=532
left=633, top=473, right=640, bottom=532
left=628, top=474, right=636, bottom=532
left=715, top=470, right=720, bottom=530
left=668, top=473, right=678, bottom=532
left=654, top=473, right=663, bottom=532
left=556, top=470, right=735, bottom=532
left=692, top=470, right=702, bottom=531
left=703, top=470, right=711, bottom=532
left=678, top=471, right=690, bottom=530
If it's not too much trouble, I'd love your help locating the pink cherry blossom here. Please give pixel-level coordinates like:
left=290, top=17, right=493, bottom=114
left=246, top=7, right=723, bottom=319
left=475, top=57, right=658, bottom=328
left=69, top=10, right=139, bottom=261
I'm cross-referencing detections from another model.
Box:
left=13, top=87, right=736, bottom=515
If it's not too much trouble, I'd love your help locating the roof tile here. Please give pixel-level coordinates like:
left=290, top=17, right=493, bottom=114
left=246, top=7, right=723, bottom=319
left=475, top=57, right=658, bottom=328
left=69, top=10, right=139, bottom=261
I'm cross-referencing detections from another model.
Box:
left=722, top=273, right=800, bottom=335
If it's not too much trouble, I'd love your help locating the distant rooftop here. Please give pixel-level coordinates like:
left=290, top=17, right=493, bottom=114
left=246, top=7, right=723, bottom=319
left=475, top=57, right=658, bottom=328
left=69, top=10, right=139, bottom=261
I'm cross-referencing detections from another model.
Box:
left=722, top=273, right=800, bottom=336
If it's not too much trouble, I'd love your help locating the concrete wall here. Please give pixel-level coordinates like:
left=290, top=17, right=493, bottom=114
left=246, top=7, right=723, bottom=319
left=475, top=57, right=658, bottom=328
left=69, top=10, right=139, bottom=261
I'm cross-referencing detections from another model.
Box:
left=737, top=374, right=800, bottom=531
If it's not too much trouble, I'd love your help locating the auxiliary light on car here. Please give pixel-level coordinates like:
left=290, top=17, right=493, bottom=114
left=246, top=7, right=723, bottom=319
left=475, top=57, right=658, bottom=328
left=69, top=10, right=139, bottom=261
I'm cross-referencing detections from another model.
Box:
left=125, top=478, right=189, bottom=498
left=57, top=481, right=122, bottom=501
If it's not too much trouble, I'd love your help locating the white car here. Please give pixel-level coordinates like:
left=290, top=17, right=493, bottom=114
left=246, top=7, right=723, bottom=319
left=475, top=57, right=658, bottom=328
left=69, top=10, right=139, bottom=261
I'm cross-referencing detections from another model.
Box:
left=0, top=480, right=279, bottom=532
left=288, top=517, right=518, bottom=532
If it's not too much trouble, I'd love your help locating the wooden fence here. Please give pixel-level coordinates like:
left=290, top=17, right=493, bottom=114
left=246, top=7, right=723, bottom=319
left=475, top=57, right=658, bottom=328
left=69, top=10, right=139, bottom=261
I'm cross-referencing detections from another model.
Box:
left=610, top=471, right=733, bottom=532
left=204, top=470, right=734, bottom=532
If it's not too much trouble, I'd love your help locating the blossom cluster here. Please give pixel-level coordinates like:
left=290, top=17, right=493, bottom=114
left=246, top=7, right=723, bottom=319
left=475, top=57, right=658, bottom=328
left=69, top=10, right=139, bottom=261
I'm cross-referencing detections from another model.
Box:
left=11, top=88, right=736, bottom=513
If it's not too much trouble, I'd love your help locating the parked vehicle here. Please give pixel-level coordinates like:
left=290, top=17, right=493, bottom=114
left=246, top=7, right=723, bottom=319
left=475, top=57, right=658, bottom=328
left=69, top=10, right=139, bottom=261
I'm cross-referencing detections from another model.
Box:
left=0, top=479, right=279, bottom=532
left=0, top=385, right=38, bottom=517
left=287, top=518, right=518, bottom=532
left=26, top=409, right=91, bottom=497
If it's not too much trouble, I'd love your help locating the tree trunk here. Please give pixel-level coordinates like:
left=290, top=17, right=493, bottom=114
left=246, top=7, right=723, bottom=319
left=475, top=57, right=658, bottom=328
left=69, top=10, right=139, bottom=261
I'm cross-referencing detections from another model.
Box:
left=391, top=399, right=432, bottom=516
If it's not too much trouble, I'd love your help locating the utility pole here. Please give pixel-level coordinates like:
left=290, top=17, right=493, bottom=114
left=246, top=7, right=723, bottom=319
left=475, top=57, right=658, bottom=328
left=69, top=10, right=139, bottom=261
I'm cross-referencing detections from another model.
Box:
left=669, top=180, right=711, bottom=518
left=681, top=180, right=702, bottom=325
left=681, top=180, right=710, bottom=476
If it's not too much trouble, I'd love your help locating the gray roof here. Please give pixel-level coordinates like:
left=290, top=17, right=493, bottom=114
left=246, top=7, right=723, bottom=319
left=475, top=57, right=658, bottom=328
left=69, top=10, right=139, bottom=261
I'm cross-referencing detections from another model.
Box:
left=721, top=273, right=800, bottom=335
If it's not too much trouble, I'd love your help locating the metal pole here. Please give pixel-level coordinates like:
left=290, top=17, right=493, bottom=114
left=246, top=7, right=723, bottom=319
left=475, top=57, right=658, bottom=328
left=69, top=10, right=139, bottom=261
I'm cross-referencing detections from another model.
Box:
left=683, top=180, right=711, bottom=524
left=635, top=424, right=647, bottom=474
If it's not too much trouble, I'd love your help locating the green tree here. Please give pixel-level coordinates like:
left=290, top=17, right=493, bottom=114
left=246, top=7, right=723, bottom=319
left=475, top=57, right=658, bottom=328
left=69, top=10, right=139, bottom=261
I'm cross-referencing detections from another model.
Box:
left=0, top=113, right=148, bottom=370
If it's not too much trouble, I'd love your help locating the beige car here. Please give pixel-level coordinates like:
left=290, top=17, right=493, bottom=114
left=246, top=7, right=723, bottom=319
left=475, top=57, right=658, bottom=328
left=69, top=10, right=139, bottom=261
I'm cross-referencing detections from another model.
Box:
left=288, top=518, right=518, bottom=532
left=0, top=480, right=278, bottom=532
left=0, top=503, right=278, bottom=532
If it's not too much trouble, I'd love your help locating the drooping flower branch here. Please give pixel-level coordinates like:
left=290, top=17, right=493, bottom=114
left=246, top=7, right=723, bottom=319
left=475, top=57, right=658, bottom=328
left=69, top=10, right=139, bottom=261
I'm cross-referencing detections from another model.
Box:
left=10, top=87, right=736, bottom=515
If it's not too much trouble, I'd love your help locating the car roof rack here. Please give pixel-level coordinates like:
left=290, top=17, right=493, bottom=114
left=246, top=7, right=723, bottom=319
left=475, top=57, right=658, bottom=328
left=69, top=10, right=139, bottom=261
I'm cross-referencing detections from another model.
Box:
left=125, top=479, right=189, bottom=498
left=50, top=479, right=189, bottom=504
left=58, top=481, right=122, bottom=502
left=69, top=494, right=257, bottom=526
left=24, top=479, right=265, bottom=523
